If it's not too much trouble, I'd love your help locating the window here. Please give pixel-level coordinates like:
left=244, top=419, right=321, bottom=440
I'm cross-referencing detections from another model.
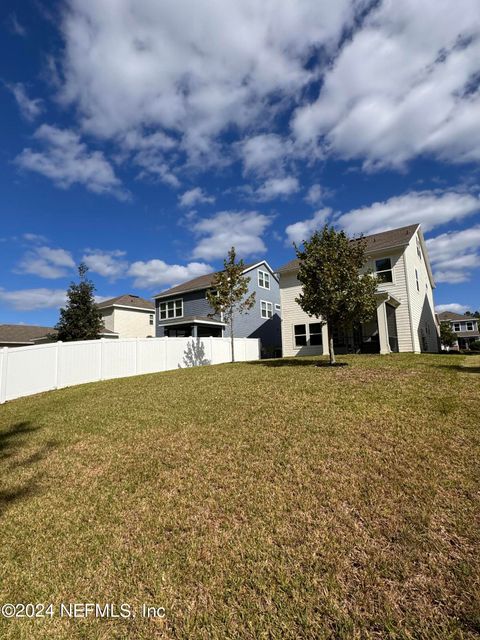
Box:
left=416, top=236, right=422, bottom=260
left=466, top=321, right=474, bottom=331
left=258, top=269, right=270, bottom=289
left=275, top=303, right=281, bottom=312
left=294, top=324, right=307, bottom=346
left=309, top=323, right=323, bottom=346
left=415, top=269, right=419, bottom=292
left=261, top=300, right=273, bottom=319
left=453, top=323, right=461, bottom=332
left=375, top=258, right=393, bottom=283
left=149, top=314, right=154, bottom=325
left=159, top=298, right=183, bottom=320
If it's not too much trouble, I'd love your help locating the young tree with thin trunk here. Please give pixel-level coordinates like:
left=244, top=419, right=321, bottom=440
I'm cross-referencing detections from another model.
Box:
left=206, top=247, right=256, bottom=362
left=295, top=225, right=378, bottom=365
left=55, top=263, right=104, bottom=342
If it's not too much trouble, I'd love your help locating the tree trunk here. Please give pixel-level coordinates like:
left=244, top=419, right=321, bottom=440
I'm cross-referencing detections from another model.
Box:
left=328, top=323, right=336, bottom=365
left=230, top=317, right=235, bottom=363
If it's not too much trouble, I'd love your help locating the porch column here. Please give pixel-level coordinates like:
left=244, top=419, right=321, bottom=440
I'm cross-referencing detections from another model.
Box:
left=191, top=325, right=198, bottom=338
left=376, top=303, right=390, bottom=355
left=322, top=322, right=330, bottom=356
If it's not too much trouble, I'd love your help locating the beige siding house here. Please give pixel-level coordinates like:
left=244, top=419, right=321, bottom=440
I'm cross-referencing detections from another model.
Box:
left=278, top=224, right=439, bottom=357
left=98, top=294, right=155, bottom=339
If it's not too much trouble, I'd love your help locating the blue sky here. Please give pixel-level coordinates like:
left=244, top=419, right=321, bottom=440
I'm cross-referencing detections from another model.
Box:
left=1, top=0, right=479, bottom=327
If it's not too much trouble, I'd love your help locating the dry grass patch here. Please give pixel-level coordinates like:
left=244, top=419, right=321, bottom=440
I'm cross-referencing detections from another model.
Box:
left=0, top=354, right=479, bottom=639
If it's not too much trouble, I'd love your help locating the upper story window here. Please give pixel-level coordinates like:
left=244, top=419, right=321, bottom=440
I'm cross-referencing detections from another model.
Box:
left=275, top=303, right=281, bottom=312
left=261, top=300, right=273, bottom=319
left=149, top=314, right=154, bottom=325
left=415, top=269, right=420, bottom=292
left=159, top=298, right=183, bottom=320
left=466, top=321, right=474, bottom=331
left=416, top=236, right=422, bottom=260
left=258, top=269, right=270, bottom=289
left=453, top=323, right=461, bottom=332
left=375, top=258, right=393, bottom=283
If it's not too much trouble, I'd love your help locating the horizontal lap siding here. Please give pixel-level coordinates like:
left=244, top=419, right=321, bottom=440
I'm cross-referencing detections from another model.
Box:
left=279, top=272, right=325, bottom=357
left=114, top=308, right=155, bottom=338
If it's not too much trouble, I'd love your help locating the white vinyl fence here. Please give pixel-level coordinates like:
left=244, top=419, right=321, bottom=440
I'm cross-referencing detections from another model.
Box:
left=0, top=336, right=260, bottom=404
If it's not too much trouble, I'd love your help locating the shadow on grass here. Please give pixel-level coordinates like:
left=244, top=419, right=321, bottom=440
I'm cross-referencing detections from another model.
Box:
left=249, top=357, right=348, bottom=368
left=435, top=365, right=480, bottom=374
left=0, top=421, right=57, bottom=517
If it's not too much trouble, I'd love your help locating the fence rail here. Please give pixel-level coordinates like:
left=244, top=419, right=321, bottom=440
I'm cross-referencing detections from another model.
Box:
left=0, top=336, right=260, bottom=404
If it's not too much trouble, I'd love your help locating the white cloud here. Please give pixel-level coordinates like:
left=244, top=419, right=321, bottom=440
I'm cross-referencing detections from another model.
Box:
left=17, top=245, right=76, bottom=279
left=435, top=303, right=470, bottom=314
left=23, top=233, right=48, bottom=243
left=178, top=187, right=215, bottom=208
left=7, top=83, right=43, bottom=121
left=15, top=124, right=127, bottom=199
left=293, top=0, right=480, bottom=169
left=337, top=190, right=480, bottom=236
left=256, top=176, right=299, bottom=201
left=56, top=0, right=355, bottom=168
left=305, top=184, right=324, bottom=206
left=0, top=288, right=66, bottom=311
left=128, top=260, right=212, bottom=290
left=285, top=208, right=332, bottom=245
left=7, top=13, right=26, bottom=37
left=426, top=225, right=480, bottom=283
left=192, top=211, right=272, bottom=260
left=241, top=134, right=289, bottom=176
left=82, top=249, right=128, bottom=280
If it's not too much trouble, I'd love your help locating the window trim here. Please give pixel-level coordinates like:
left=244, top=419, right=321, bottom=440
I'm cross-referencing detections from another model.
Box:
left=260, top=300, right=273, bottom=319
left=466, top=321, right=474, bottom=331
left=453, top=323, right=461, bottom=332
left=374, top=257, right=394, bottom=285
left=159, top=297, right=184, bottom=321
left=294, top=323, right=307, bottom=347
left=149, top=314, right=154, bottom=326
left=415, top=268, right=420, bottom=292
left=293, top=322, right=323, bottom=348
left=258, top=269, right=271, bottom=290
left=275, top=303, right=281, bottom=312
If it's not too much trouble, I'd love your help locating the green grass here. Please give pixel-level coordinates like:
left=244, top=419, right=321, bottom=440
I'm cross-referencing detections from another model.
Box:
left=0, top=353, right=479, bottom=639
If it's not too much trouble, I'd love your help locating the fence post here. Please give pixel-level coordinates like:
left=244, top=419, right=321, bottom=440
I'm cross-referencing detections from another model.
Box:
left=164, top=336, right=168, bottom=371
left=55, top=341, right=62, bottom=388
left=99, top=338, right=106, bottom=381
left=0, top=347, right=8, bottom=404
left=243, top=337, right=248, bottom=361
left=209, top=336, right=214, bottom=363
left=135, top=338, right=140, bottom=375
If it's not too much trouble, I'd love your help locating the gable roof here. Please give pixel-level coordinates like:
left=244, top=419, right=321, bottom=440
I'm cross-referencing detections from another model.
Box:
left=437, top=311, right=477, bottom=321
left=0, top=324, right=54, bottom=344
left=97, top=294, right=154, bottom=311
left=277, top=224, right=420, bottom=274
left=153, top=261, right=275, bottom=299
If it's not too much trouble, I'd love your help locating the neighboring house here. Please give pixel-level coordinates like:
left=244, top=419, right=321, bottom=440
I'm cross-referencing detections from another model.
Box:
left=0, top=324, right=56, bottom=348
left=437, top=312, right=480, bottom=350
left=0, top=324, right=117, bottom=347
left=153, top=262, right=281, bottom=355
left=98, top=294, right=155, bottom=338
left=278, top=224, right=439, bottom=357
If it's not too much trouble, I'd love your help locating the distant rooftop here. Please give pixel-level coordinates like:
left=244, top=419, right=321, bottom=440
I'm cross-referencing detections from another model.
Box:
left=97, top=294, right=154, bottom=310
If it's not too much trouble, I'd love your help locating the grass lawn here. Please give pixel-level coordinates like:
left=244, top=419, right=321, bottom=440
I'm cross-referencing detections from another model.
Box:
left=0, top=353, right=479, bottom=639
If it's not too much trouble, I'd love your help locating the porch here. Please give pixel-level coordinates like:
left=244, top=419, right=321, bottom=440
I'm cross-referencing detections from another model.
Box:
left=329, top=293, right=401, bottom=355
left=159, top=315, right=225, bottom=338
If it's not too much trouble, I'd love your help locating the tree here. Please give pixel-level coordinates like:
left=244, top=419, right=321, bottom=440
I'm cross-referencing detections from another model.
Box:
left=439, top=321, right=457, bottom=349
left=295, top=225, right=378, bottom=365
left=206, top=247, right=256, bottom=362
left=55, top=263, right=104, bottom=342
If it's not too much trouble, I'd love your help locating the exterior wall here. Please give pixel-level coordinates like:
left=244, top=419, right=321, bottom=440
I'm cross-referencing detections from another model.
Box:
left=363, top=249, right=414, bottom=352
left=105, top=307, right=155, bottom=338
left=156, top=289, right=222, bottom=337
left=279, top=271, right=327, bottom=357
left=101, top=309, right=115, bottom=332
left=223, top=265, right=281, bottom=354
left=403, top=234, right=438, bottom=352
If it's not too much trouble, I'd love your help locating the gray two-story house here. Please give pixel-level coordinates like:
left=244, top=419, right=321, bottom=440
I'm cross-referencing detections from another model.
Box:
left=153, top=261, right=282, bottom=356
left=437, top=311, right=480, bottom=350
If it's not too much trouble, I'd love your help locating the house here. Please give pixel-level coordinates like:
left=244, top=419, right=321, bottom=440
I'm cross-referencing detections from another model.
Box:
left=98, top=294, right=155, bottom=338
left=153, top=262, right=281, bottom=355
left=0, top=324, right=56, bottom=348
left=0, top=324, right=117, bottom=347
left=437, top=312, right=480, bottom=350
left=278, top=224, right=439, bottom=356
